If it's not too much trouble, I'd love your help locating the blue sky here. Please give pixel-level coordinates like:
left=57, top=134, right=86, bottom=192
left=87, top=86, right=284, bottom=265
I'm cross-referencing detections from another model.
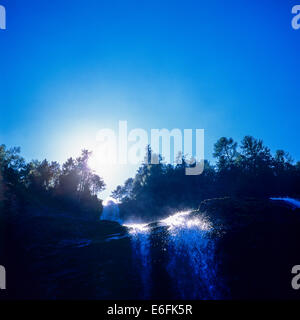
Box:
left=1, top=0, right=300, bottom=198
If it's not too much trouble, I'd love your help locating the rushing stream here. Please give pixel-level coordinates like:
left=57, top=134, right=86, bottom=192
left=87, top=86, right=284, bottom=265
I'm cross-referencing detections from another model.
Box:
left=125, top=224, right=152, bottom=298
left=270, top=197, right=300, bottom=209
left=100, top=197, right=300, bottom=299
left=125, top=212, right=222, bottom=299
left=102, top=200, right=223, bottom=299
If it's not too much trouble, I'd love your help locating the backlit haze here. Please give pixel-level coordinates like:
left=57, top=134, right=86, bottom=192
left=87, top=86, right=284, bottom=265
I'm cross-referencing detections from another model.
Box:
left=1, top=0, right=300, bottom=199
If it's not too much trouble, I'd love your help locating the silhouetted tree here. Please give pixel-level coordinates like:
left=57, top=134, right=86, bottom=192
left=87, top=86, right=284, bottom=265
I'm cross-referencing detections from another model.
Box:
left=0, top=145, right=105, bottom=220
left=112, top=135, right=300, bottom=220
left=213, top=137, right=238, bottom=171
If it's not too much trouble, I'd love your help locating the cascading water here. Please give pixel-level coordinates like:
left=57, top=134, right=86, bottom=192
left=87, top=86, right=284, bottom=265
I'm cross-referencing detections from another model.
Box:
left=99, top=198, right=300, bottom=299
left=124, top=210, right=222, bottom=299
left=124, top=223, right=152, bottom=299
left=100, top=199, right=122, bottom=223
left=99, top=199, right=223, bottom=299
left=161, top=212, right=219, bottom=299
left=270, top=197, right=300, bottom=209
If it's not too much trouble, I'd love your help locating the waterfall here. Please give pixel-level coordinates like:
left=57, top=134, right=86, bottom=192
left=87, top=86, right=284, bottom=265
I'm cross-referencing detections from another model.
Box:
left=270, top=197, right=300, bottom=209
left=124, top=223, right=152, bottom=299
left=100, top=199, right=122, bottom=223
left=124, top=210, right=222, bottom=299
left=162, top=212, right=219, bottom=299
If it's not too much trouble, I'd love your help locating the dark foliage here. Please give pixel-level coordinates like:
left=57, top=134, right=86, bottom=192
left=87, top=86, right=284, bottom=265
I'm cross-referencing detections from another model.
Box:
left=112, top=137, right=300, bottom=220
left=0, top=145, right=105, bottom=220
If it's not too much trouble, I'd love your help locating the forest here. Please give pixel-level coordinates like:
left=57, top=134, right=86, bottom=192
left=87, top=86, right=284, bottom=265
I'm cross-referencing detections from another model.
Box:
left=1, top=135, right=300, bottom=300
left=1, top=135, right=300, bottom=221
left=0, top=147, right=105, bottom=220
left=112, top=136, right=300, bottom=220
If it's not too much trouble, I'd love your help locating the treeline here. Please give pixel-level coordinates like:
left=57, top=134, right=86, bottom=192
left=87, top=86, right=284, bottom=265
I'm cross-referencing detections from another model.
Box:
left=1, top=135, right=300, bottom=222
left=112, top=136, right=300, bottom=220
left=0, top=146, right=105, bottom=219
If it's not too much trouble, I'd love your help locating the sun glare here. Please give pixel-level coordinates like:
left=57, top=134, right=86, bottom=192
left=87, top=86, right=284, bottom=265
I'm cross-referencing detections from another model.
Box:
left=88, top=152, right=119, bottom=182
left=102, top=196, right=119, bottom=206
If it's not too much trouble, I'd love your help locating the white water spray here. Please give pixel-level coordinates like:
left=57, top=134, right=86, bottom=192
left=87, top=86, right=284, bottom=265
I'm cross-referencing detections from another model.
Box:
left=124, top=210, right=221, bottom=299
left=124, top=223, right=152, bottom=298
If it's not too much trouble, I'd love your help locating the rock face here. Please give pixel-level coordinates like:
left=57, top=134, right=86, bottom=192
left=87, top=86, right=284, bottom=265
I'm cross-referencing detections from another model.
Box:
left=198, top=197, right=294, bottom=229
left=1, top=206, right=137, bottom=299
left=198, top=197, right=300, bottom=299
left=2, top=197, right=300, bottom=299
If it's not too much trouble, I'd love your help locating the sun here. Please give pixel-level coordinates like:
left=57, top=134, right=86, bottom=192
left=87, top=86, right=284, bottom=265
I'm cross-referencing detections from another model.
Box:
left=88, top=152, right=117, bottom=179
